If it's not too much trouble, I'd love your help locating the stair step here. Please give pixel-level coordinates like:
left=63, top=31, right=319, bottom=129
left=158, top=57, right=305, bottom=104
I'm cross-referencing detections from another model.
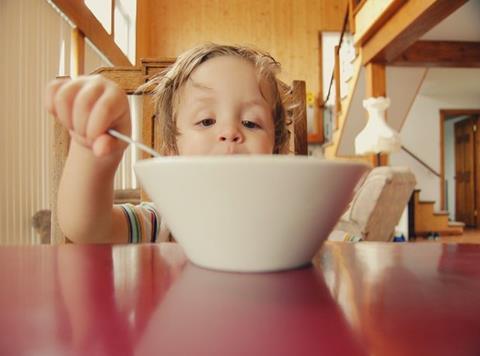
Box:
left=418, top=200, right=435, bottom=205
left=448, top=221, right=465, bottom=227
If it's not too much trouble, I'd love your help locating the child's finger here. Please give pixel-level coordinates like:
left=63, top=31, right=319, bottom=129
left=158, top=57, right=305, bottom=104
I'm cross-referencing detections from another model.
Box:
left=45, top=78, right=69, bottom=117
left=72, top=79, right=106, bottom=139
left=92, top=134, right=127, bottom=157
left=86, top=85, right=131, bottom=141
left=68, top=130, right=92, bottom=149
left=54, top=79, right=88, bottom=131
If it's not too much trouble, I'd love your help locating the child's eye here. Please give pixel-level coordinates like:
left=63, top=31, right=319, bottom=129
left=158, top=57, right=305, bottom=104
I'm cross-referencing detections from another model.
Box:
left=197, top=118, right=216, bottom=127
left=242, top=120, right=261, bottom=129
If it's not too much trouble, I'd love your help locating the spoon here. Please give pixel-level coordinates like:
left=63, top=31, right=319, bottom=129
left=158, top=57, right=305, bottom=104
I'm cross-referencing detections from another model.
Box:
left=108, top=129, right=161, bottom=157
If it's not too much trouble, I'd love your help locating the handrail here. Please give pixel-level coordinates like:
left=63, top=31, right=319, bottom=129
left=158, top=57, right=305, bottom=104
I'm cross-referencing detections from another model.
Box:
left=401, top=145, right=440, bottom=178
left=334, top=45, right=341, bottom=122
left=321, top=4, right=350, bottom=108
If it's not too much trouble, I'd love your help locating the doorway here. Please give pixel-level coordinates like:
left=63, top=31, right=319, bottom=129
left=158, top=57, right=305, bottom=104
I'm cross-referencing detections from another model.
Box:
left=441, top=110, right=480, bottom=228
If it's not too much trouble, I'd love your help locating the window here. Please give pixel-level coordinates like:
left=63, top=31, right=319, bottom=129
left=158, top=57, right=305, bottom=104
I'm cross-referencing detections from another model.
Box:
left=83, top=0, right=136, bottom=63
left=114, top=0, right=136, bottom=64
left=84, top=0, right=112, bottom=34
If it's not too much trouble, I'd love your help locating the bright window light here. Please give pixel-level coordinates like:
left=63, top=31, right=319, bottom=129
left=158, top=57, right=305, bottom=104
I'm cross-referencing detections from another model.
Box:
left=84, top=0, right=112, bottom=34
left=114, top=0, right=136, bottom=64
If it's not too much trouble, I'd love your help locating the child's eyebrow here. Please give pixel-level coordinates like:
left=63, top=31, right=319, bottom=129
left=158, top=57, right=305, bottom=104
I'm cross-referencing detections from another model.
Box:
left=189, top=79, right=213, bottom=92
left=242, top=99, right=269, bottom=110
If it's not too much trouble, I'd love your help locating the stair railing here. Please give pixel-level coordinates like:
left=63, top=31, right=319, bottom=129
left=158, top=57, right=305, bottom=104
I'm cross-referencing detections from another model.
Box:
left=401, top=145, right=440, bottom=177
left=322, top=4, right=355, bottom=142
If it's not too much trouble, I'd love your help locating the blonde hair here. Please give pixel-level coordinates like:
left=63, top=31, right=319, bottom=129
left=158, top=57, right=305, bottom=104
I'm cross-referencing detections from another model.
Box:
left=139, top=43, right=292, bottom=154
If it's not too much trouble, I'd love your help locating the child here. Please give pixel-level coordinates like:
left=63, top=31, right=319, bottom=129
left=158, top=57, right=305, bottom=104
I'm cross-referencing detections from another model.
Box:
left=45, top=43, right=292, bottom=244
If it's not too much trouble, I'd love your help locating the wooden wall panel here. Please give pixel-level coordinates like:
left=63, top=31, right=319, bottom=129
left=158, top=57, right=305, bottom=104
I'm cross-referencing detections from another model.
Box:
left=136, top=0, right=347, bottom=94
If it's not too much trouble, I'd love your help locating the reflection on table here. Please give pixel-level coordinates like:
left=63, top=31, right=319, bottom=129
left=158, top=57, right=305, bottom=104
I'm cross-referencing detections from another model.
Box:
left=1, top=242, right=480, bottom=355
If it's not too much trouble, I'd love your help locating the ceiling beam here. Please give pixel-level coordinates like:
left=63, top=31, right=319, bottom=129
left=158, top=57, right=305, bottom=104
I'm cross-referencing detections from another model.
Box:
left=392, top=41, right=480, bottom=67
left=362, top=0, right=467, bottom=65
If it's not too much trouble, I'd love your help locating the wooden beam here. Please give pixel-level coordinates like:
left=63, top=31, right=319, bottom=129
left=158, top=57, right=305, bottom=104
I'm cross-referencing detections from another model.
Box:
left=362, top=0, right=467, bottom=65
left=393, top=41, right=480, bottom=67
left=70, top=27, right=85, bottom=77
left=52, top=0, right=132, bottom=66
left=354, top=0, right=406, bottom=46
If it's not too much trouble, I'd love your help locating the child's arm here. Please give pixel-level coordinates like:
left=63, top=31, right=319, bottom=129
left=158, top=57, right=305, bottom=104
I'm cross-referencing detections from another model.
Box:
left=46, top=76, right=131, bottom=243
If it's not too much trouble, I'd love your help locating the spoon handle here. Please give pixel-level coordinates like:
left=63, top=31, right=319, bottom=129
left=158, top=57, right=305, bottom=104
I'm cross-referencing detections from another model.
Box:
left=108, top=129, right=161, bottom=157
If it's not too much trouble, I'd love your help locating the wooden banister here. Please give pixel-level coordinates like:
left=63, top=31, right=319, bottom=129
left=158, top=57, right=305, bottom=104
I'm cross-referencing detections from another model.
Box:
left=402, top=145, right=440, bottom=178
left=334, top=45, right=341, bottom=128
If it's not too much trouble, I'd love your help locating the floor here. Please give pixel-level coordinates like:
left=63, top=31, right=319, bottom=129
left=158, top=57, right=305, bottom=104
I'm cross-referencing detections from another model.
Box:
left=414, top=228, right=480, bottom=244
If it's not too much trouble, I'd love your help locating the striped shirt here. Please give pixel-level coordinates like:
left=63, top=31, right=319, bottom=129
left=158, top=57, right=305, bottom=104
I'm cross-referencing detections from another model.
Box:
left=118, top=202, right=170, bottom=243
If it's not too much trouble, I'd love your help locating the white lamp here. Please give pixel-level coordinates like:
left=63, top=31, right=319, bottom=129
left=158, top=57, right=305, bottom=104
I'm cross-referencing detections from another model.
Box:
left=355, top=97, right=401, bottom=155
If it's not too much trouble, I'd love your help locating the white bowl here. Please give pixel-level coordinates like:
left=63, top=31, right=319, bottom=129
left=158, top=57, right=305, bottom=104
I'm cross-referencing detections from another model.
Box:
left=134, top=155, right=369, bottom=272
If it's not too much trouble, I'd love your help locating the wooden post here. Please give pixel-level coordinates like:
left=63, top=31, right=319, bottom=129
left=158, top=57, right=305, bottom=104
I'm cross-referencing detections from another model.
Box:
left=334, top=45, right=341, bottom=129
left=347, top=0, right=356, bottom=34
left=71, top=27, right=85, bottom=77
left=365, top=62, right=385, bottom=97
left=311, top=32, right=325, bottom=144
left=365, top=62, right=389, bottom=166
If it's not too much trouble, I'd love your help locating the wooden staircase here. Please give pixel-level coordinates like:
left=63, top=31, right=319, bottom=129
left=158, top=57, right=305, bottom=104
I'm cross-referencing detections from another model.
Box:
left=412, top=189, right=464, bottom=236
left=323, top=47, right=368, bottom=163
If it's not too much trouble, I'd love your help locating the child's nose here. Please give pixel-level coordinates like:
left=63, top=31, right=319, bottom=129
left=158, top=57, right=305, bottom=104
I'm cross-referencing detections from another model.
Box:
left=218, top=125, right=244, bottom=143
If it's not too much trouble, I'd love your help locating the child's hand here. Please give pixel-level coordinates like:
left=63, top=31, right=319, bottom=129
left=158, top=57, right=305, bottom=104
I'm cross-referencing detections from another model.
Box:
left=45, top=75, right=131, bottom=157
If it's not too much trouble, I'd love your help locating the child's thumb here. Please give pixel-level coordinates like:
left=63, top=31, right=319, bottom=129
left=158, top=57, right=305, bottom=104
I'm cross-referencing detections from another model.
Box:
left=92, top=134, right=128, bottom=157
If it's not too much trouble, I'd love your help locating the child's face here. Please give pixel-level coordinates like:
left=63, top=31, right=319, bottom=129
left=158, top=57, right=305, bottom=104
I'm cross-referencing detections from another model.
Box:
left=175, top=56, right=276, bottom=155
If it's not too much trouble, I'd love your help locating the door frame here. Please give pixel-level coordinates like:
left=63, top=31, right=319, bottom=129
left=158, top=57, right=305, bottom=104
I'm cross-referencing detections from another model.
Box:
left=440, top=109, right=480, bottom=214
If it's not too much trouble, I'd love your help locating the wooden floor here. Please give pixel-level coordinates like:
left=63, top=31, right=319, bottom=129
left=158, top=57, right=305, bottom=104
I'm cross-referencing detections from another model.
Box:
left=414, top=228, right=480, bottom=244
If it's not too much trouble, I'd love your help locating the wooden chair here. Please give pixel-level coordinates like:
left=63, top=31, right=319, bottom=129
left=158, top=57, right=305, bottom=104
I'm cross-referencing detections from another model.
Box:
left=50, top=59, right=308, bottom=244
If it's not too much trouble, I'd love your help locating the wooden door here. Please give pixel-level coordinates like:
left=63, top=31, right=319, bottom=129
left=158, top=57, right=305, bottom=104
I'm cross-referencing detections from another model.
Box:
left=474, top=115, right=480, bottom=227
left=455, top=117, right=476, bottom=226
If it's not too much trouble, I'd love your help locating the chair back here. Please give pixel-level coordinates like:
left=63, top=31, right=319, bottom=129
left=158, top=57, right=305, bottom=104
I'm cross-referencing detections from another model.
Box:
left=335, top=166, right=417, bottom=242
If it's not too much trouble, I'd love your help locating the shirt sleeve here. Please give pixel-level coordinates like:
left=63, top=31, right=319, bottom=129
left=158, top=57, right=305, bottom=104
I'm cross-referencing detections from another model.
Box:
left=117, top=202, right=170, bottom=243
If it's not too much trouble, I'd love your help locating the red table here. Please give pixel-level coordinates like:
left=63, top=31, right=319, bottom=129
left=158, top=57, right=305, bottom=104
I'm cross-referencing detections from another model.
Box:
left=1, top=242, right=480, bottom=355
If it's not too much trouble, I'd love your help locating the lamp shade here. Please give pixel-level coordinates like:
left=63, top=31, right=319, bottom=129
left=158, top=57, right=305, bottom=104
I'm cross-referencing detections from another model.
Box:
left=355, top=97, right=401, bottom=155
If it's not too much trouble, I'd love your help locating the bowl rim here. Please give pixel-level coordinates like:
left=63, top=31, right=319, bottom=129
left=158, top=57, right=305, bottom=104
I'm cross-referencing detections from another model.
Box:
left=134, top=155, right=371, bottom=170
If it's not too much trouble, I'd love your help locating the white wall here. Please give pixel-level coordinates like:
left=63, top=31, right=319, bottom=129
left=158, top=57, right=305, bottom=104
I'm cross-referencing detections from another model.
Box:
left=337, top=66, right=427, bottom=156
left=390, top=68, right=480, bottom=212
